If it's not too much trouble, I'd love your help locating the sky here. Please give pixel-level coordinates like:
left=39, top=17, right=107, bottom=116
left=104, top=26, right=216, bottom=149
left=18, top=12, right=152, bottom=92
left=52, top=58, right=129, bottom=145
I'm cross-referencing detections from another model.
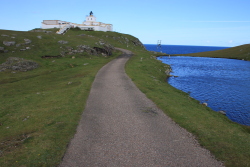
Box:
left=0, top=0, right=249, bottom=47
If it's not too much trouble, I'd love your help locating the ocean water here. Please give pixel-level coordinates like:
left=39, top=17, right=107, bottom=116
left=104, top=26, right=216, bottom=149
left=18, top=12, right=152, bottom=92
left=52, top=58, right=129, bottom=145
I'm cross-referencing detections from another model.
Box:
left=143, top=44, right=250, bottom=126
left=144, top=44, right=230, bottom=54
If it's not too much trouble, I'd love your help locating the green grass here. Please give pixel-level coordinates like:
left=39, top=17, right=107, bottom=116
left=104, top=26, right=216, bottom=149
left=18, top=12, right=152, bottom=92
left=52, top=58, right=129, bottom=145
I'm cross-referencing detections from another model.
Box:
left=125, top=49, right=250, bottom=167
left=0, top=54, right=121, bottom=166
left=175, top=44, right=250, bottom=61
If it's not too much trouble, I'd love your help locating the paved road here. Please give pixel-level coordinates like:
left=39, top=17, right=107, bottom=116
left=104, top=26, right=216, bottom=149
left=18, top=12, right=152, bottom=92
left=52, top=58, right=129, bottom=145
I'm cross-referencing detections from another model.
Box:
left=60, top=48, right=223, bottom=167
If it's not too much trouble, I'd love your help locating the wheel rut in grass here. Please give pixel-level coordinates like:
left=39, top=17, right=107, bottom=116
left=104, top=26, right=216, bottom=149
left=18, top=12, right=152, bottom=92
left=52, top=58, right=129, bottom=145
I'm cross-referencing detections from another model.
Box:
left=60, top=48, right=223, bottom=167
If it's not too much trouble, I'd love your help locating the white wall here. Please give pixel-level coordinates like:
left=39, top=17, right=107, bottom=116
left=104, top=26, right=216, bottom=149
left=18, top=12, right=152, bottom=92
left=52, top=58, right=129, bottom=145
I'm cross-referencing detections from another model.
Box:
left=43, top=20, right=58, bottom=25
left=41, top=24, right=60, bottom=29
left=86, top=16, right=96, bottom=22
left=79, top=26, right=95, bottom=31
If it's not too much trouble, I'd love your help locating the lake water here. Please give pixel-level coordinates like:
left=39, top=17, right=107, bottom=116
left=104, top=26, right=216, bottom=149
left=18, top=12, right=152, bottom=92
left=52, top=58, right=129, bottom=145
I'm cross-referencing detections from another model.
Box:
left=143, top=44, right=250, bottom=126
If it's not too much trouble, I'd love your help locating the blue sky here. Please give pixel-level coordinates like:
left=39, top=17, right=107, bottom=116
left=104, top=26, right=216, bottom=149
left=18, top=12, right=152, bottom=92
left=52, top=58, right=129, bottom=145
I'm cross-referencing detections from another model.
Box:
left=0, top=0, right=249, bottom=47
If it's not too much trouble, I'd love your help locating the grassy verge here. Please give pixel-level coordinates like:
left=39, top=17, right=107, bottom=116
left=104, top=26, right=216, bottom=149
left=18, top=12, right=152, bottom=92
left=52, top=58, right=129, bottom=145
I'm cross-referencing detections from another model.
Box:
left=125, top=50, right=250, bottom=167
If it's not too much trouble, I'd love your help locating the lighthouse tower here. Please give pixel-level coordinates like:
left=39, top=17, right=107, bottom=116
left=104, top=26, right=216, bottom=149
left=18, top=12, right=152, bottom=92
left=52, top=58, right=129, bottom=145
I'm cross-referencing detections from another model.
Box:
left=80, top=11, right=113, bottom=31
left=85, top=11, right=96, bottom=23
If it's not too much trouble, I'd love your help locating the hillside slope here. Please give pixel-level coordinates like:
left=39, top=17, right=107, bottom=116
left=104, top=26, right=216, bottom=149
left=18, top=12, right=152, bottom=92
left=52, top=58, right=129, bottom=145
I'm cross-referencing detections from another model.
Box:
left=0, top=28, right=147, bottom=166
left=177, top=44, right=250, bottom=61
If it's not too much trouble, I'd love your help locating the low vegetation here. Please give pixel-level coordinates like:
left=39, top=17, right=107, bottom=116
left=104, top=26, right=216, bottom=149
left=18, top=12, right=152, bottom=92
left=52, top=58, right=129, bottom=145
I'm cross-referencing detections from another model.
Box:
left=0, top=28, right=249, bottom=167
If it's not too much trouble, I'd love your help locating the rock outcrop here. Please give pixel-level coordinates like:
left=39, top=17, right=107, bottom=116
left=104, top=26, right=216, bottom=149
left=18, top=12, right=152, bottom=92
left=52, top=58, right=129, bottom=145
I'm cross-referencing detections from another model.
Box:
left=58, top=43, right=114, bottom=57
left=0, top=57, right=39, bottom=72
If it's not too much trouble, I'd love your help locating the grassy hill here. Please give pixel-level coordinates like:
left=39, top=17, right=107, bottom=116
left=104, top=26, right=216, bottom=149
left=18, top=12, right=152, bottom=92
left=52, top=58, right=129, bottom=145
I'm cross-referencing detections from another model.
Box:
left=176, top=44, right=250, bottom=61
left=0, top=28, right=249, bottom=167
left=0, top=28, right=147, bottom=166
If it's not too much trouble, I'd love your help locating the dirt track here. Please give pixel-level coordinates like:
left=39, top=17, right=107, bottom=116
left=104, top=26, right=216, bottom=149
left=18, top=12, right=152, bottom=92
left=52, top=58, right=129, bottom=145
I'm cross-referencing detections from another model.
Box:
left=59, top=48, right=223, bottom=167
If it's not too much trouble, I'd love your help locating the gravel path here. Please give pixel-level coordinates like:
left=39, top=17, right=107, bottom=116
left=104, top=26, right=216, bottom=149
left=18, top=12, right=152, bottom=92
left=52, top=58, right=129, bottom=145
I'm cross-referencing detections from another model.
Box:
left=60, top=48, right=223, bottom=167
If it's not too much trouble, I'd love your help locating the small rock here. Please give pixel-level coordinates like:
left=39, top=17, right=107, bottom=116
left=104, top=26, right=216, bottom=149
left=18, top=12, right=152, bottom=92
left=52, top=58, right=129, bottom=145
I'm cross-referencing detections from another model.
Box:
left=0, top=47, right=4, bottom=51
left=3, top=41, right=16, bottom=46
left=1, top=34, right=9, bottom=37
left=20, top=49, right=26, bottom=51
left=24, top=39, right=32, bottom=44
left=99, top=41, right=105, bottom=45
left=202, top=102, right=208, bottom=106
left=16, top=44, right=21, bottom=47
left=37, top=36, right=42, bottom=39
left=23, top=116, right=29, bottom=121
left=72, top=56, right=75, bottom=59
left=58, top=40, right=68, bottom=44
left=83, top=63, right=89, bottom=65
left=68, top=82, right=72, bottom=85
left=218, top=110, right=226, bottom=115
left=26, top=47, right=31, bottom=49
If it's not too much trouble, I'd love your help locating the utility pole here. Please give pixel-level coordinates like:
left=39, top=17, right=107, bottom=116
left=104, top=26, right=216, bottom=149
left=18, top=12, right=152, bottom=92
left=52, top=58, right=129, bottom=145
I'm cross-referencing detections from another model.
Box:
left=157, top=40, right=162, bottom=53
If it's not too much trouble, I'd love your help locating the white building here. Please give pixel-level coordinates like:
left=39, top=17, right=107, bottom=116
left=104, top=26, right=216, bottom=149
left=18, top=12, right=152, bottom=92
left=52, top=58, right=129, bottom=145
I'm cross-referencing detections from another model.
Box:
left=41, top=20, right=74, bottom=29
left=41, top=11, right=113, bottom=32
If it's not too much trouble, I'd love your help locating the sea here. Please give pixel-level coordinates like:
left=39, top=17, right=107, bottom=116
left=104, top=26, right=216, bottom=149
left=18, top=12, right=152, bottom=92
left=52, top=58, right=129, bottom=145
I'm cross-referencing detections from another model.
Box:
left=144, top=44, right=250, bottom=126
left=144, top=44, right=230, bottom=55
